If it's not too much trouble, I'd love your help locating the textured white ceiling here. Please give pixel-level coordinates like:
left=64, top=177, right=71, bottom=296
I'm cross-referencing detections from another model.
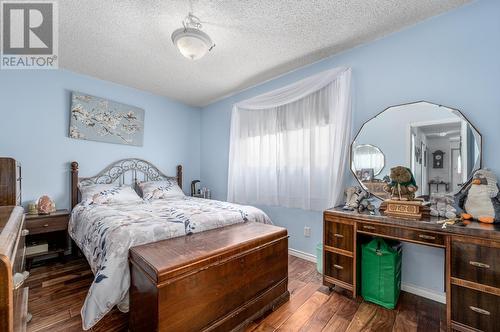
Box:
left=60, top=0, right=470, bottom=106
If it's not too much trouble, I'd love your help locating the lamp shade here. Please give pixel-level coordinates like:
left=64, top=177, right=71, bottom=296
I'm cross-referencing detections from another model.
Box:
left=171, top=27, right=213, bottom=60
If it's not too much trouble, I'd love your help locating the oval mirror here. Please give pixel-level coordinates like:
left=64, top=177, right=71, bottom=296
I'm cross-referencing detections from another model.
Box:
left=352, top=144, right=385, bottom=177
left=351, top=101, right=482, bottom=200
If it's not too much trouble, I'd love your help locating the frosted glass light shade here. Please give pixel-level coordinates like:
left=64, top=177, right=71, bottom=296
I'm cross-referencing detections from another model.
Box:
left=171, top=28, right=212, bottom=60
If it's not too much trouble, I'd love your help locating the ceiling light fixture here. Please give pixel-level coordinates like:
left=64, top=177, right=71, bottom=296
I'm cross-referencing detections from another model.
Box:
left=171, top=12, right=215, bottom=60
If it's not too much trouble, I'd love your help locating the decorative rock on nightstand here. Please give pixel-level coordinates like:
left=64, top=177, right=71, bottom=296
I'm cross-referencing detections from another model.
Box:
left=24, top=209, right=70, bottom=269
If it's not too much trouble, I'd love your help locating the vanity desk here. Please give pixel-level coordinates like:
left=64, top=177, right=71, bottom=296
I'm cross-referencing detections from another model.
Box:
left=323, top=208, right=499, bottom=332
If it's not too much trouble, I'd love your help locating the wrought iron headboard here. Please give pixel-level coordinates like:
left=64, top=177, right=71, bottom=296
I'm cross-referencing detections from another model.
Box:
left=71, top=158, right=182, bottom=209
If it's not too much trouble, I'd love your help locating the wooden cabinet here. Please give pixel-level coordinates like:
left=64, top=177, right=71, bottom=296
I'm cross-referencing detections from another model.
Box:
left=0, top=206, right=29, bottom=332
left=323, top=208, right=500, bottom=332
left=0, top=158, right=21, bottom=206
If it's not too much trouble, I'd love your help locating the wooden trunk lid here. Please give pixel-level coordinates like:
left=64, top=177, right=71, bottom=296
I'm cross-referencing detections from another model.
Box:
left=129, top=222, right=288, bottom=284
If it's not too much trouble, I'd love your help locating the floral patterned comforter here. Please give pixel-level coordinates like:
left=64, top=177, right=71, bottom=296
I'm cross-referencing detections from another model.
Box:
left=69, top=197, right=271, bottom=330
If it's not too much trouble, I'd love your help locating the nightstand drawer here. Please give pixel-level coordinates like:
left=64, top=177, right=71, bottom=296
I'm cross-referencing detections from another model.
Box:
left=451, top=285, right=499, bottom=332
left=357, top=222, right=445, bottom=247
left=26, top=215, right=68, bottom=234
left=451, top=240, right=499, bottom=288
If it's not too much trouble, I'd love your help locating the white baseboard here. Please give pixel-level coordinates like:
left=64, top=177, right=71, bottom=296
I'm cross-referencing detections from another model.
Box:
left=288, top=248, right=446, bottom=304
left=401, top=283, right=446, bottom=304
left=288, top=248, right=316, bottom=263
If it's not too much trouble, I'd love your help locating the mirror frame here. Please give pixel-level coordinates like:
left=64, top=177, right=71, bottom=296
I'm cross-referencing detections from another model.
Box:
left=350, top=100, right=483, bottom=200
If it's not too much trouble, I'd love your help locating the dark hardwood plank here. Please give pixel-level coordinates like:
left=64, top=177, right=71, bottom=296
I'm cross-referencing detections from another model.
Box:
left=248, top=322, right=276, bottom=332
left=26, top=258, right=128, bottom=332
left=299, top=292, right=346, bottom=332
left=321, top=295, right=360, bottom=332
left=416, top=294, right=444, bottom=332
left=392, top=292, right=418, bottom=332
left=262, top=283, right=320, bottom=328
left=276, top=291, right=329, bottom=331
left=345, top=302, right=396, bottom=332
left=27, top=255, right=446, bottom=332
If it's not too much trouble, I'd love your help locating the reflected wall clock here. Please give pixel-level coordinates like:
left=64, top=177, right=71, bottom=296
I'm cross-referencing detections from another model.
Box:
left=432, top=150, right=445, bottom=168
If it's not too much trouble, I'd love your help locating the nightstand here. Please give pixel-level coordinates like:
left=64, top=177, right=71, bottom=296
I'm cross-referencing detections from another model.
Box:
left=24, top=209, right=70, bottom=269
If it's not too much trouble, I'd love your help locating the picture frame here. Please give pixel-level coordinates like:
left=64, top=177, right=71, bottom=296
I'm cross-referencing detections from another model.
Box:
left=415, top=146, right=422, bottom=165
left=360, top=168, right=374, bottom=181
left=69, top=92, right=145, bottom=146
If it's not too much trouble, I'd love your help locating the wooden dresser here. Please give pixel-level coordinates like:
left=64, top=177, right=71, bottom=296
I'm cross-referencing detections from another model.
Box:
left=323, top=208, right=500, bottom=332
left=0, top=206, right=29, bottom=332
left=0, top=158, right=21, bottom=206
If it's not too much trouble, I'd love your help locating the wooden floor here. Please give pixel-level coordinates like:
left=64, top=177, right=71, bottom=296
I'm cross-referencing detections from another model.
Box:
left=26, top=255, right=445, bottom=332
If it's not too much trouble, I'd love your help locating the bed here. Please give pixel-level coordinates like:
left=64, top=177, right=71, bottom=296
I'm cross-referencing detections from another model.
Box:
left=68, top=159, right=287, bottom=330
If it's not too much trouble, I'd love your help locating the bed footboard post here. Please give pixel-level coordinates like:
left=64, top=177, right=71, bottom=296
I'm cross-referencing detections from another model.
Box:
left=71, top=161, right=79, bottom=210
left=176, top=165, right=183, bottom=190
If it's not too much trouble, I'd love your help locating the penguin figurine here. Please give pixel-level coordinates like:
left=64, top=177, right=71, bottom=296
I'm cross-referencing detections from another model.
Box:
left=453, top=168, right=500, bottom=224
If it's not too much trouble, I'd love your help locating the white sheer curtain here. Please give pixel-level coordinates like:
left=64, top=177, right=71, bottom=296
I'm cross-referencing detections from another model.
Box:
left=227, top=67, right=352, bottom=211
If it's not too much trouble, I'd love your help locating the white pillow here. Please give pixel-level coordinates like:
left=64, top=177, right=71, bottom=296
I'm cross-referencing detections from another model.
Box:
left=79, top=184, right=142, bottom=204
left=138, top=180, right=185, bottom=200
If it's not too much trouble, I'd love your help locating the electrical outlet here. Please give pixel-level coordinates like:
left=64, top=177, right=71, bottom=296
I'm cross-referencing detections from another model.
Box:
left=304, top=226, right=311, bottom=237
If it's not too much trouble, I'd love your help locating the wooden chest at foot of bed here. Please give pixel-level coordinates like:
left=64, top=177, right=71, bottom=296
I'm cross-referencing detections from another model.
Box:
left=129, top=222, right=289, bottom=332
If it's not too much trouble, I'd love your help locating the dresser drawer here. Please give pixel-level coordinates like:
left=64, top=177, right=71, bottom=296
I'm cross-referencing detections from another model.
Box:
left=324, top=252, right=353, bottom=285
left=451, top=285, right=499, bottom=332
left=324, top=220, right=354, bottom=252
left=451, top=240, right=499, bottom=288
left=357, top=222, right=445, bottom=247
left=26, top=215, right=68, bottom=235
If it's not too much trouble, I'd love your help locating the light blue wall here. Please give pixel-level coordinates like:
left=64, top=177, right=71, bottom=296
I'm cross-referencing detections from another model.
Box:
left=200, top=0, right=500, bottom=294
left=1, top=0, right=498, bottom=296
left=0, top=69, right=201, bottom=209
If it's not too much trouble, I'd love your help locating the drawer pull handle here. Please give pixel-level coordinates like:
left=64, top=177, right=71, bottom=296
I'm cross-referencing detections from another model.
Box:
left=469, top=261, right=490, bottom=269
left=13, top=271, right=29, bottom=290
left=43, top=224, right=49, bottom=227
left=333, top=264, right=343, bottom=270
left=363, top=225, right=376, bottom=230
left=469, top=306, right=490, bottom=316
left=333, top=233, right=344, bottom=238
left=418, top=234, right=436, bottom=240
left=21, top=229, right=29, bottom=236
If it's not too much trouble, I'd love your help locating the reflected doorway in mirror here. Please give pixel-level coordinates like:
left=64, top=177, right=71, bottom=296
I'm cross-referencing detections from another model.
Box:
left=351, top=101, right=482, bottom=200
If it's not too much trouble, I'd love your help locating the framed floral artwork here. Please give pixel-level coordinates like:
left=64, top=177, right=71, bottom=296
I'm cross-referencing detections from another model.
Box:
left=69, top=92, right=145, bottom=146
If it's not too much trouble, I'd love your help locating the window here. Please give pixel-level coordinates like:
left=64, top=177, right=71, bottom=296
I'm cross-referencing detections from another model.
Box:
left=227, top=68, right=352, bottom=211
